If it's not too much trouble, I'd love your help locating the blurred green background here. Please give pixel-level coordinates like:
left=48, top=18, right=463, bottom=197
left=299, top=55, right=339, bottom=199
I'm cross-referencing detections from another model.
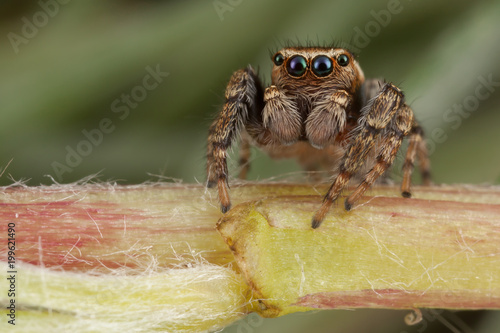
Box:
left=1, top=0, right=499, bottom=332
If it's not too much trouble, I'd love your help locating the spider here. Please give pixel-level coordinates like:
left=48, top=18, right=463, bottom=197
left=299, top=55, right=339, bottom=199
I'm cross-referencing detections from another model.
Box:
left=206, top=46, right=431, bottom=228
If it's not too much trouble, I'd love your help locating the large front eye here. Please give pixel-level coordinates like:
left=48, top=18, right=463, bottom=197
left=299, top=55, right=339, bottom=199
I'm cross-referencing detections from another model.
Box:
left=312, top=56, right=333, bottom=77
left=286, top=55, right=307, bottom=77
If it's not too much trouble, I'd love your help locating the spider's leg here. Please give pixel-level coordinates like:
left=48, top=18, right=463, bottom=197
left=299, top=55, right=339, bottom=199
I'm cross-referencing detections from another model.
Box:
left=401, top=120, right=431, bottom=196
left=206, top=65, right=261, bottom=213
left=401, top=124, right=419, bottom=197
left=346, top=104, right=413, bottom=207
left=417, top=132, right=432, bottom=186
left=238, top=132, right=251, bottom=180
left=312, top=83, right=404, bottom=228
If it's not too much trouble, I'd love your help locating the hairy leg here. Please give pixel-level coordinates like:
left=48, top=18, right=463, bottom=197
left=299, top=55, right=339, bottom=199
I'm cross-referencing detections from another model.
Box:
left=206, top=66, right=262, bottom=213
left=346, top=105, right=414, bottom=208
left=312, top=83, right=405, bottom=228
left=238, top=132, right=251, bottom=180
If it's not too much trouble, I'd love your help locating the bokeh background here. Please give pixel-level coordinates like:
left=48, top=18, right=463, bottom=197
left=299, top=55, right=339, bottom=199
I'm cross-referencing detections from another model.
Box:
left=1, top=0, right=499, bottom=332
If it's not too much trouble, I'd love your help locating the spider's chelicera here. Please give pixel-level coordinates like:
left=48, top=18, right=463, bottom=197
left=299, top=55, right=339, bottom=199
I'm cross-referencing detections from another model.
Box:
left=206, top=46, right=431, bottom=228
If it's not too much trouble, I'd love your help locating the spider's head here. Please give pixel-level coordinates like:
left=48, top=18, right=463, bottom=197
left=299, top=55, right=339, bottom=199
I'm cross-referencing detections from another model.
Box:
left=270, top=47, right=365, bottom=94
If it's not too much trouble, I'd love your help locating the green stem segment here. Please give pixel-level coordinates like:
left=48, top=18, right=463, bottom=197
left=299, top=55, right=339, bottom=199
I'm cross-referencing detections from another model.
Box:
left=218, top=184, right=500, bottom=317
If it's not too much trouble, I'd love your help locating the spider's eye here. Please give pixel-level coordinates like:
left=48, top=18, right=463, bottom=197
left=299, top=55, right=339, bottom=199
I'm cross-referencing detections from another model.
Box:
left=337, top=54, right=349, bottom=67
left=312, top=56, right=333, bottom=77
left=286, top=55, right=307, bottom=77
left=273, top=53, right=284, bottom=66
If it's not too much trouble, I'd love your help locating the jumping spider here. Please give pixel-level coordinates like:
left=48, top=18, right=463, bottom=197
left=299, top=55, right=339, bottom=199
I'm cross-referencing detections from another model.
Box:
left=207, top=46, right=431, bottom=228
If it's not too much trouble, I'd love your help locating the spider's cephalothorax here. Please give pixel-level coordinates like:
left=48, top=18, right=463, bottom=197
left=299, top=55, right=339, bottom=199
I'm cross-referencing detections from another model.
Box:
left=206, top=46, right=431, bottom=228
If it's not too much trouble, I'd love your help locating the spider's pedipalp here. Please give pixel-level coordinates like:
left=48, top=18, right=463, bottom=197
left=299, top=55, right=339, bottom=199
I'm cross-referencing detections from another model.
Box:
left=262, top=85, right=301, bottom=145
left=306, top=90, right=350, bottom=149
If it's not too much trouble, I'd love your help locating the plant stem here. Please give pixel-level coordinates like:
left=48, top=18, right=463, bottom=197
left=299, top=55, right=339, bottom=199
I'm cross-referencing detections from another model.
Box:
left=218, top=184, right=500, bottom=317
left=0, top=182, right=499, bottom=332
